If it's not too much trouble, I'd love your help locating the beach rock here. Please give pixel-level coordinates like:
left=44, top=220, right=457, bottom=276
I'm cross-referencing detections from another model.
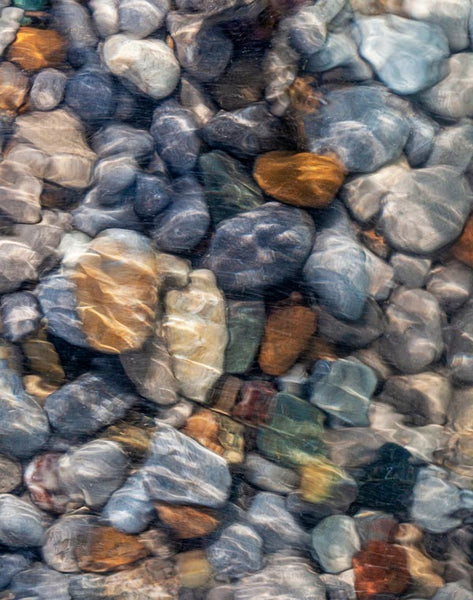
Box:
left=426, top=119, right=473, bottom=172
left=72, top=192, right=144, bottom=237
left=208, top=524, right=263, bottom=580
left=427, top=261, right=473, bottom=313
left=53, top=0, right=98, bottom=64
left=390, top=253, right=431, bottom=288
left=0, top=553, right=31, bottom=589
left=353, top=541, right=410, bottom=599
left=203, top=202, right=314, bottom=295
left=0, top=494, right=47, bottom=547
left=243, top=453, right=300, bottom=495
left=7, top=564, right=70, bottom=600
left=103, top=34, right=180, bottom=100
left=299, top=457, right=358, bottom=506
left=155, top=504, right=219, bottom=539
left=432, top=583, right=473, bottom=600
left=64, top=66, right=116, bottom=124
left=0, top=60, right=28, bottom=113
left=89, top=0, right=118, bottom=38
left=0, top=160, right=42, bottom=224
left=119, top=0, right=169, bottom=38
left=180, top=74, right=216, bottom=126
left=311, top=515, right=360, bottom=573
left=225, top=300, right=265, bottom=374
left=0, top=454, right=21, bottom=493
left=1, top=292, right=41, bottom=342
left=104, top=472, right=155, bottom=534
left=91, top=123, right=154, bottom=163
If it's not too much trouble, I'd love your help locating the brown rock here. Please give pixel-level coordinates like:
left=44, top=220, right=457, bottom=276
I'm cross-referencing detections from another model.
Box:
left=101, top=422, right=154, bottom=459
left=75, top=526, right=149, bottom=573
left=71, top=229, right=158, bottom=353
left=254, top=151, right=345, bottom=208
left=23, top=374, right=59, bottom=403
left=0, top=62, right=28, bottom=113
left=7, top=27, right=66, bottom=72
left=258, top=294, right=317, bottom=375
left=353, top=541, right=410, bottom=599
left=452, top=215, right=473, bottom=267
left=22, top=326, right=65, bottom=388
left=212, top=57, right=264, bottom=111
left=303, top=336, right=337, bottom=362
left=287, top=76, right=321, bottom=114
left=155, top=504, right=219, bottom=539
left=210, top=375, right=242, bottom=416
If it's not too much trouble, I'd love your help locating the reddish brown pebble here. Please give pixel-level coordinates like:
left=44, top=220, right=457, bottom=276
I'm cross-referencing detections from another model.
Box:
left=254, top=150, right=345, bottom=208
left=232, top=380, right=278, bottom=426
left=303, top=336, right=337, bottom=362
left=155, top=504, right=219, bottom=539
left=452, top=216, right=473, bottom=268
left=75, top=526, right=149, bottom=573
left=353, top=541, right=411, bottom=600
left=258, top=295, right=317, bottom=376
left=7, top=27, right=66, bottom=72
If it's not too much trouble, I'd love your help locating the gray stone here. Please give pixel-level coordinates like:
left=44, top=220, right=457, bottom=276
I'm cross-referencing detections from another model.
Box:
left=0, top=291, right=41, bottom=343
left=0, top=553, right=31, bottom=590
left=0, top=7, right=23, bottom=56
left=119, top=0, right=169, bottom=38
left=311, top=515, right=360, bottom=574
left=432, top=583, right=473, bottom=600
left=243, top=453, right=300, bottom=495
left=0, top=160, right=42, bottom=224
left=426, top=120, right=473, bottom=173
left=0, top=454, right=21, bottom=493
left=103, top=472, right=155, bottom=534
left=30, top=69, right=67, bottom=111
left=446, top=301, right=473, bottom=382
left=7, top=564, right=70, bottom=600
left=426, top=261, right=473, bottom=313
left=89, top=0, right=118, bottom=38
left=0, top=494, right=46, bottom=547
left=208, top=524, right=263, bottom=581
left=390, top=253, right=431, bottom=288
left=364, top=248, right=395, bottom=301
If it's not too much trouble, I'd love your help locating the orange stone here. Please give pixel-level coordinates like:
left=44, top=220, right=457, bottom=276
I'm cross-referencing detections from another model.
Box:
left=75, top=526, right=149, bottom=573
left=287, top=76, right=321, bottom=114
left=7, top=27, right=66, bottom=72
left=452, top=216, right=473, bottom=268
left=182, top=409, right=224, bottom=457
left=23, top=374, right=59, bottom=404
left=258, top=294, right=317, bottom=376
left=155, top=504, right=219, bottom=539
left=254, top=151, right=345, bottom=208
left=353, top=541, right=410, bottom=600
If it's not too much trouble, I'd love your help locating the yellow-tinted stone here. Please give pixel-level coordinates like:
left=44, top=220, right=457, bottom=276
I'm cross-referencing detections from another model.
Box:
left=176, top=550, right=212, bottom=589
left=21, top=327, right=65, bottom=387
left=254, top=151, right=345, bottom=208
left=23, top=374, right=59, bottom=403
left=299, top=457, right=350, bottom=503
left=71, top=229, right=158, bottom=353
left=8, top=27, right=66, bottom=71
left=155, top=504, right=219, bottom=539
left=287, top=76, right=321, bottom=114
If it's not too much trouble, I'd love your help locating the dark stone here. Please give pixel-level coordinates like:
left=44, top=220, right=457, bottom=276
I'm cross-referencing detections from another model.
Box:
left=133, top=172, right=171, bottom=220
left=65, top=67, right=116, bottom=123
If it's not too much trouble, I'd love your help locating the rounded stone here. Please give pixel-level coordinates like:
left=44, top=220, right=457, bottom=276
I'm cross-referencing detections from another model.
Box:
left=311, top=515, right=361, bottom=574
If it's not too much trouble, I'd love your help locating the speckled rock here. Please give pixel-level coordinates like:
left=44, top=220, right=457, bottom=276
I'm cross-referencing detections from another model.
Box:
left=208, top=524, right=263, bottom=581
left=0, top=494, right=47, bottom=547
left=203, top=202, right=315, bottom=295
left=103, top=34, right=180, bottom=100
left=311, top=515, right=360, bottom=574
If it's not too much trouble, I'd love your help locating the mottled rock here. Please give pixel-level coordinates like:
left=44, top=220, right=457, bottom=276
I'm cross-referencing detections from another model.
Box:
left=208, top=524, right=263, bottom=580
left=299, top=457, right=357, bottom=506
left=310, top=358, right=376, bottom=426
left=233, top=380, right=277, bottom=426
left=300, top=84, right=409, bottom=173
left=103, top=34, right=180, bottom=100
left=203, top=202, right=315, bottom=295
left=71, top=229, right=158, bottom=354
left=381, top=288, right=443, bottom=373
left=311, top=515, right=360, bottom=573
left=0, top=494, right=46, bottom=547
left=143, top=424, right=232, bottom=508
left=0, top=454, right=21, bottom=493
left=1, top=292, right=41, bottom=342
left=225, top=300, right=265, bottom=374
left=7, top=27, right=66, bottom=71
left=163, top=269, right=226, bottom=403
left=354, top=15, right=449, bottom=94
left=244, top=452, right=300, bottom=495
left=119, top=0, right=169, bottom=38
left=155, top=504, right=219, bottom=539
left=24, top=452, right=69, bottom=513
left=212, top=56, right=264, bottom=111
left=199, top=151, right=264, bottom=224
left=353, top=541, right=410, bottom=599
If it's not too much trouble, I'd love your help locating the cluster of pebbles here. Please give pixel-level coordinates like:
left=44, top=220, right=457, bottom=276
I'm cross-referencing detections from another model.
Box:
left=3, top=0, right=473, bottom=598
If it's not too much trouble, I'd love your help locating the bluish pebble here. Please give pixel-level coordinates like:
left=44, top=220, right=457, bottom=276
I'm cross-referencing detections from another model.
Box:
left=0, top=494, right=47, bottom=547
left=52, top=0, right=98, bottom=67
left=103, top=471, right=155, bottom=534
left=93, top=155, right=138, bottom=205
left=92, top=123, right=155, bottom=164
left=8, top=564, right=70, bottom=600
left=30, top=69, right=67, bottom=112
left=119, top=0, right=169, bottom=39
left=0, top=291, right=41, bottom=343
left=133, top=172, right=171, bottom=220
left=0, top=553, right=32, bottom=590
left=207, top=524, right=263, bottom=581
left=64, top=67, right=116, bottom=124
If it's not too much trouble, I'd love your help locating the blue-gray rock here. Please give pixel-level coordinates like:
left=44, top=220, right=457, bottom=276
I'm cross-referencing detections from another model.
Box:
left=287, top=0, right=346, bottom=56
left=180, top=74, right=216, bottom=127
left=103, top=471, right=155, bottom=534
left=53, top=0, right=98, bottom=66
left=301, top=84, right=409, bottom=173
left=167, top=12, right=232, bottom=82
left=224, top=299, right=265, bottom=374
left=133, top=172, right=171, bottom=220
left=248, top=492, right=310, bottom=552
left=303, top=205, right=369, bottom=321
left=65, top=66, right=116, bottom=123
left=0, top=292, right=41, bottom=342
left=92, top=155, right=138, bottom=205
left=311, top=515, right=360, bottom=574
left=243, top=453, right=300, bottom=495
left=432, top=583, right=473, bottom=600
left=7, top=564, right=70, bottom=600
left=390, top=253, right=431, bottom=288
left=343, top=162, right=473, bottom=254
left=404, top=108, right=438, bottom=167
left=419, top=53, right=473, bottom=119
left=150, top=99, right=201, bottom=175
left=202, top=102, right=284, bottom=158
left=426, top=120, right=473, bottom=172
left=44, top=371, right=138, bottom=439
left=310, top=358, right=377, bottom=426
left=92, top=123, right=154, bottom=163
left=0, top=360, right=50, bottom=459
left=208, top=524, right=263, bottom=581
left=30, top=69, right=67, bottom=111
left=72, top=191, right=143, bottom=237
left=404, top=0, right=471, bottom=51
left=426, top=260, right=473, bottom=313
left=57, top=440, right=128, bottom=509
left=0, top=554, right=31, bottom=590
left=354, top=15, right=449, bottom=95
left=364, top=249, right=395, bottom=301
left=446, top=301, right=473, bottom=382
left=320, top=574, right=356, bottom=600
left=0, top=494, right=47, bottom=547
left=0, top=454, right=21, bottom=494
left=381, top=287, right=443, bottom=374
left=36, top=270, right=88, bottom=348
left=119, top=0, right=169, bottom=38
left=149, top=175, right=209, bottom=253
left=202, top=202, right=315, bottom=295
left=142, top=423, right=231, bottom=508
left=234, top=553, right=326, bottom=600
left=199, top=150, right=264, bottom=224
left=277, top=364, right=309, bottom=397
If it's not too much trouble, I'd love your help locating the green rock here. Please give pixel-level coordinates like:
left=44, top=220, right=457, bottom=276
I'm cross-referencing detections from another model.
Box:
left=14, top=0, right=47, bottom=9
left=199, top=150, right=264, bottom=224
left=224, top=299, right=265, bottom=374
left=257, top=393, right=325, bottom=467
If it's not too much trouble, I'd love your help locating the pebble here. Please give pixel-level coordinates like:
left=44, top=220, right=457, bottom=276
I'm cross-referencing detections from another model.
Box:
left=72, top=192, right=144, bottom=237
left=119, top=0, right=169, bottom=39
left=7, top=27, right=66, bottom=72
left=353, top=541, right=410, bottom=599
left=155, top=504, right=219, bottom=539
left=207, top=524, right=263, bottom=581
left=0, top=61, right=28, bottom=113
left=103, top=472, right=155, bottom=534
left=0, top=291, right=41, bottom=342
left=64, top=66, right=116, bottom=124
left=0, top=161, right=42, bottom=225
left=432, top=583, right=473, bottom=600
left=310, top=358, right=377, bottom=426
left=0, top=8, right=23, bottom=57
left=7, top=564, right=71, bottom=600
left=103, top=34, right=180, bottom=100
left=89, top=0, right=118, bottom=38
left=243, top=452, right=300, bottom=495
left=0, top=454, right=21, bottom=494
left=354, top=15, right=449, bottom=94
left=203, top=202, right=315, bottom=295
left=53, top=0, right=98, bottom=65
left=299, top=457, right=357, bottom=506
left=311, top=515, right=360, bottom=573
left=133, top=172, right=170, bottom=220
left=0, top=494, right=47, bottom=547
left=143, top=424, right=232, bottom=508
left=390, top=253, right=431, bottom=288
left=199, top=150, right=264, bottom=224
left=225, top=300, right=265, bottom=374
left=30, top=69, right=67, bottom=112
left=0, top=553, right=31, bottom=589
left=91, top=123, right=154, bottom=163
left=212, top=56, right=265, bottom=111
left=180, top=74, right=216, bottom=127
left=426, top=119, right=473, bottom=172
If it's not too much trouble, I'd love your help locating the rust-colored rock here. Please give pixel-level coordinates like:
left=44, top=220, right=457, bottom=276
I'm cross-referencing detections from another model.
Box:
left=7, top=27, right=66, bottom=71
left=353, top=541, right=411, bottom=600
left=258, top=294, right=317, bottom=376
left=359, top=228, right=390, bottom=259
left=452, top=216, right=473, bottom=268
left=254, top=151, right=345, bottom=208
left=155, top=504, right=219, bottom=539
left=75, top=526, right=149, bottom=573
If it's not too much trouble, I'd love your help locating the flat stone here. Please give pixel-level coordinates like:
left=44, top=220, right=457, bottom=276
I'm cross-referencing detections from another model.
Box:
left=0, top=160, right=42, bottom=224
left=103, top=472, right=155, bottom=534
left=243, top=452, right=300, bottom=495
left=7, top=564, right=70, bottom=600
left=0, top=553, right=31, bottom=589
left=390, top=253, right=431, bottom=288
left=446, top=301, right=473, bottom=382
left=311, top=515, right=360, bottom=573
left=207, top=524, right=263, bottom=580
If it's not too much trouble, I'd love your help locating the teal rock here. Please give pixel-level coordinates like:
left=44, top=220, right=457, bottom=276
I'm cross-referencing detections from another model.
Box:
left=257, top=393, right=325, bottom=467
left=310, top=358, right=377, bottom=427
left=207, top=524, right=263, bottom=581
left=199, top=151, right=264, bottom=224
left=354, top=15, right=449, bottom=95
left=13, top=0, right=46, bottom=8
left=224, top=299, right=265, bottom=374
left=311, top=515, right=360, bottom=573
